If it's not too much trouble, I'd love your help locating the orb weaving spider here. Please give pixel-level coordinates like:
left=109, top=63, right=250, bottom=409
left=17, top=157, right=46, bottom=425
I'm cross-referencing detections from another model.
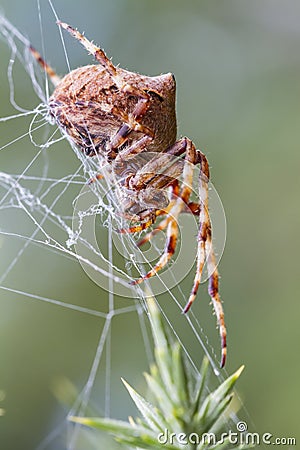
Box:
left=31, top=22, right=227, bottom=367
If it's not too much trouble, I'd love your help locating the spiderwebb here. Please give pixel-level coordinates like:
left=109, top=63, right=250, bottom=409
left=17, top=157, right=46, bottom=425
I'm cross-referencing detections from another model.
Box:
left=30, top=22, right=227, bottom=367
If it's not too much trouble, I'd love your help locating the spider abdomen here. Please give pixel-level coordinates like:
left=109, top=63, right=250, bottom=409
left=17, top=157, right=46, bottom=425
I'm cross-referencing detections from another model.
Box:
left=49, top=65, right=177, bottom=158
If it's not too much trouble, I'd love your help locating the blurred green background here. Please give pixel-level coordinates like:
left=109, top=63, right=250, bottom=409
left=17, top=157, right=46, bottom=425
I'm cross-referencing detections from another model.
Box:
left=1, top=0, right=300, bottom=449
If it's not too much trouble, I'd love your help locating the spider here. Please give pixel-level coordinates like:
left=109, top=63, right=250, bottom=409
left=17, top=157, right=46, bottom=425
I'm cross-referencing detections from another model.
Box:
left=30, top=22, right=227, bottom=367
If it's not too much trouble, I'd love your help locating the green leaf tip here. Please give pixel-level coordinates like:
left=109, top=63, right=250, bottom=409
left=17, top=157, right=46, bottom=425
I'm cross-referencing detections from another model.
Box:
left=121, top=377, right=163, bottom=432
left=235, top=365, right=245, bottom=378
left=68, top=415, right=87, bottom=424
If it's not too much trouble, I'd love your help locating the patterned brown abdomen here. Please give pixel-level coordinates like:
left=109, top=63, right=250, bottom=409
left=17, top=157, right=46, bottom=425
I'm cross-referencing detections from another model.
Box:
left=49, top=65, right=177, bottom=157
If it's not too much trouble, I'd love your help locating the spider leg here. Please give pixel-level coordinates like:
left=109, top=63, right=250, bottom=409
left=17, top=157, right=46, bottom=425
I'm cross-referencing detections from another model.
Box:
left=182, top=150, right=227, bottom=368
left=127, top=178, right=177, bottom=245
left=136, top=201, right=200, bottom=247
left=136, top=215, right=171, bottom=247
left=113, top=134, right=153, bottom=161
left=130, top=217, right=179, bottom=285
left=59, top=23, right=157, bottom=162
left=182, top=151, right=211, bottom=313
left=58, top=22, right=154, bottom=104
left=207, top=252, right=227, bottom=368
left=58, top=22, right=151, bottom=104
left=87, top=173, right=104, bottom=185
left=131, top=139, right=196, bottom=284
left=108, top=97, right=153, bottom=159
left=127, top=139, right=188, bottom=193
left=187, top=201, right=200, bottom=216
left=88, top=134, right=152, bottom=184
left=29, top=45, right=61, bottom=86
left=120, top=178, right=177, bottom=239
left=118, top=211, right=157, bottom=234
left=118, top=183, right=177, bottom=236
left=59, top=21, right=153, bottom=156
left=58, top=22, right=117, bottom=77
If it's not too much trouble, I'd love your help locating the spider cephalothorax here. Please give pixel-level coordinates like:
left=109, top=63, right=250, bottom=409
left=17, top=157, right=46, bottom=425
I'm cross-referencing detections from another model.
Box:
left=31, top=22, right=227, bottom=367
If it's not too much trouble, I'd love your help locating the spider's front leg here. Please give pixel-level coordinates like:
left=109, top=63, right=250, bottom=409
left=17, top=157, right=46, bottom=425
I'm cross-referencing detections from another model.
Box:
left=108, top=91, right=154, bottom=160
left=58, top=21, right=154, bottom=161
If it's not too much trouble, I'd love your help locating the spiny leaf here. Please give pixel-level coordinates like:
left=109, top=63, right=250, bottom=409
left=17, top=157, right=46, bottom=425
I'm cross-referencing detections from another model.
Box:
left=147, top=297, right=174, bottom=396
left=190, top=356, right=210, bottom=418
left=199, top=394, right=234, bottom=435
left=70, top=416, right=146, bottom=436
left=171, top=342, right=189, bottom=408
left=143, top=372, right=174, bottom=423
left=121, top=378, right=163, bottom=433
left=211, top=366, right=244, bottom=404
left=195, top=366, right=244, bottom=432
left=69, top=416, right=182, bottom=450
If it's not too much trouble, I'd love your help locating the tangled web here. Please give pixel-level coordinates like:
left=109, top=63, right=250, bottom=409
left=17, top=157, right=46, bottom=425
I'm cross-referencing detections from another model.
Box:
left=0, top=6, right=238, bottom=449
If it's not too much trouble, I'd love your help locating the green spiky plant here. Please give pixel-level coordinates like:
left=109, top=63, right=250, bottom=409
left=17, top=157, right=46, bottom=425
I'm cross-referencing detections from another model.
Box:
left=71, top=297, right=249, bottom=449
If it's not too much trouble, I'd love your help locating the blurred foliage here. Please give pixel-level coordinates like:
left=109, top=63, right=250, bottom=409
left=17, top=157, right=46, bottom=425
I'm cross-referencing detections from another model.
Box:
left=1, top=1, right=300, bottom=449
